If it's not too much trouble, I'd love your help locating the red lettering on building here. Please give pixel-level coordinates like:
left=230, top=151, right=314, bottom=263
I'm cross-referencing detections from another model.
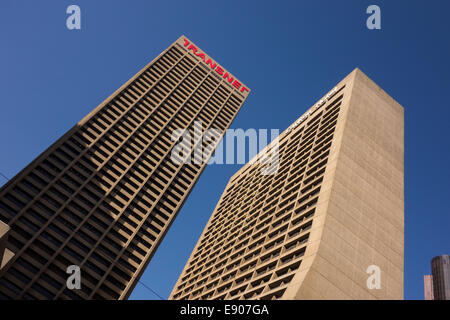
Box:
left=196, top=52, right=206, bottom=62
left=182, top=38, right=249, bottom=95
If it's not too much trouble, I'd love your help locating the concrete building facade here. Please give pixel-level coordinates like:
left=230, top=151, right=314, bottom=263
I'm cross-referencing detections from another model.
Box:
left=170, top=69, right=404, bottom=300
left=0, top=36, right=250, bottom=300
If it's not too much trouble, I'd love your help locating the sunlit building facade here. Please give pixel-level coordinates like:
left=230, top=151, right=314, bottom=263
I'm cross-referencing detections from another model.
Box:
left=170, top=69, right=404, bottom=300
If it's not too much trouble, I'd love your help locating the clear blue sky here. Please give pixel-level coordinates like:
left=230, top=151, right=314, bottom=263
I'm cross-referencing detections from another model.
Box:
left=0, top=0, right=449, bottom=300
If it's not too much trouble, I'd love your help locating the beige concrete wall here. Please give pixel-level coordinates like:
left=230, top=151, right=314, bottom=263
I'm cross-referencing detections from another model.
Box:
left=285, top=69, right=404, bottom=300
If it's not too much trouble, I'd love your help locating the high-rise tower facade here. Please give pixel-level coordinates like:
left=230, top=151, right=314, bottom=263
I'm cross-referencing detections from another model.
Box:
left=0, top=36, right=250, bottom=300
left=170, top=69, right=404, bottom=300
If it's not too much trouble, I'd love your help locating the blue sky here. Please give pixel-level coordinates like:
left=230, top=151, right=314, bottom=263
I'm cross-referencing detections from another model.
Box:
left=0, top=0, right=449, bottom=300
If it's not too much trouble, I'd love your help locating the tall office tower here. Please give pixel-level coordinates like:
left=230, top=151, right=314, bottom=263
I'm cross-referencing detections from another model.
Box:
left=0, top=221, right=14, bottom=272
left=0, top=36, right=250, bottom=300
left=170, top=68, right=404, bottom=300
left=424, top=275, right=434, bottom=300
left=430, top=255, right=450, bottom=300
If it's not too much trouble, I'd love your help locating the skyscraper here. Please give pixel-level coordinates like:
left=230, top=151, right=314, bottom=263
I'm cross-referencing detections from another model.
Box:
left=0, top=221, right=14, bottom=272
left=170, top=68, right=404, bottom=300
left=424, top=275, right=434, bottom=300
left=430, top=255, right=450, bottom=300
left=0, top=36, right=250, bottom=300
